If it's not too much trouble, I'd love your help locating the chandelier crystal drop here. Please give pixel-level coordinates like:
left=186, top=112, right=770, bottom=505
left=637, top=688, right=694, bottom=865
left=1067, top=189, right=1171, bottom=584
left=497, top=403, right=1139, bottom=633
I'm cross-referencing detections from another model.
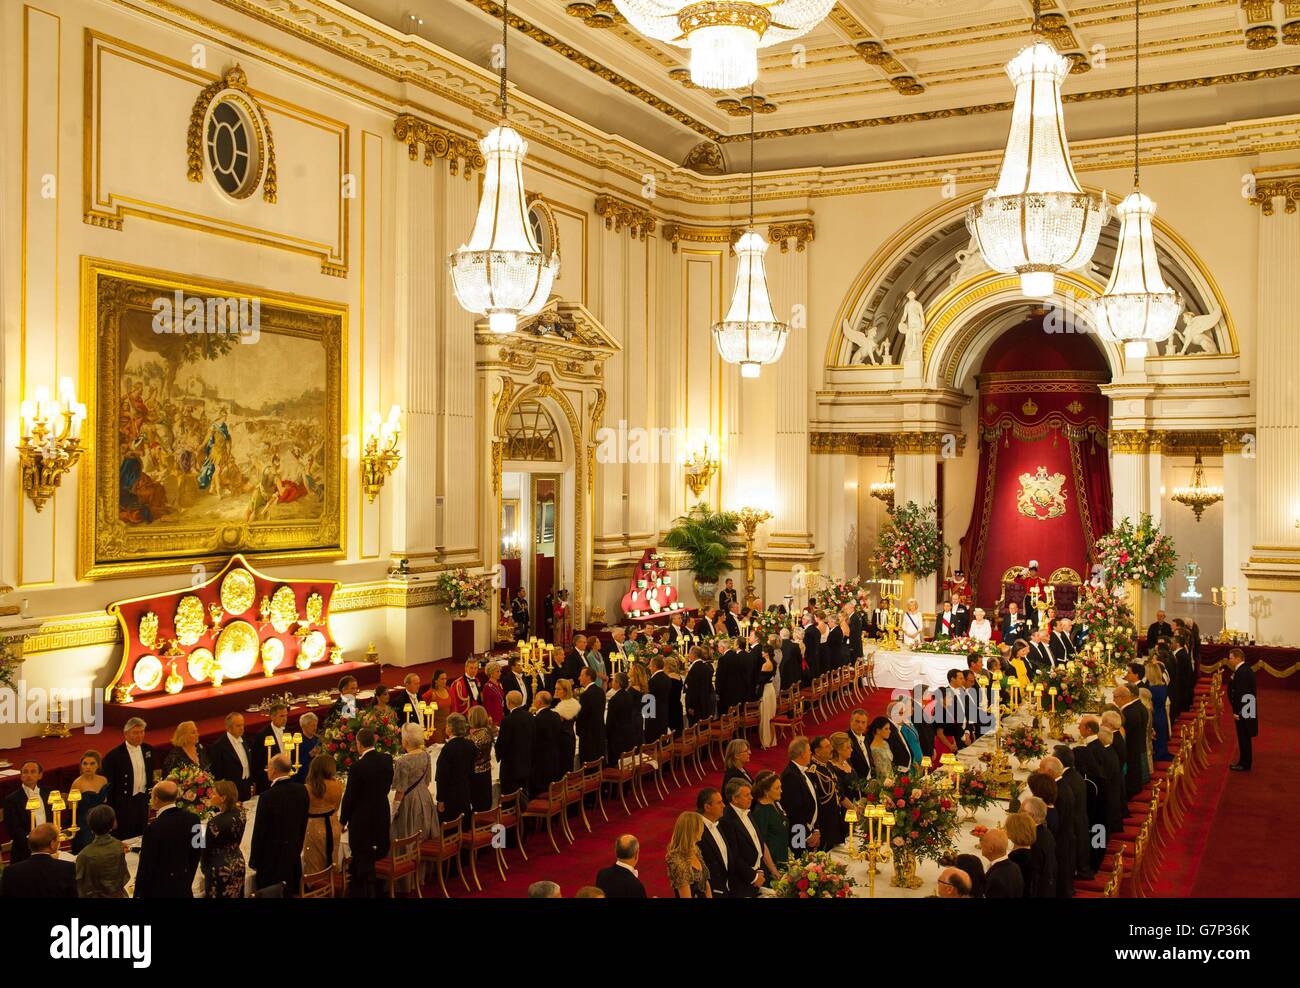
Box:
left=613, top=0, right=836, bottom=90
left=1171, top=451, right=1223, bottom=523
left=966, top=4, right=1106, bottom=299
left=1084, top=0, right=1181, bottom=346
left=712, top=88, right=788, bottom=378
left=447, top=0, right=558, bottom=335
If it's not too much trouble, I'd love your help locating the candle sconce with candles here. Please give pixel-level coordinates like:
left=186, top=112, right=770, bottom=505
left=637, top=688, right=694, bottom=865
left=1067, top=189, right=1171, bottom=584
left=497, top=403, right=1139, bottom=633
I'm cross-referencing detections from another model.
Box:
left=1210, top=586, right=1241, bottom=644
left=33, top=788, right=83, bottom=846
left=18, top=378, right=86, bottom=512
left=360, top=405, right=402, bottom=502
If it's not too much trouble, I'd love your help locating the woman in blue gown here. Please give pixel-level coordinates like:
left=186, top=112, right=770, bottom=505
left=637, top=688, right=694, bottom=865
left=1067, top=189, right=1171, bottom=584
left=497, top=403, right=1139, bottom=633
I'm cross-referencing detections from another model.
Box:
left=1147, top=649, right=1174, bottom=762
left=69, top=751, right=110, bottom=854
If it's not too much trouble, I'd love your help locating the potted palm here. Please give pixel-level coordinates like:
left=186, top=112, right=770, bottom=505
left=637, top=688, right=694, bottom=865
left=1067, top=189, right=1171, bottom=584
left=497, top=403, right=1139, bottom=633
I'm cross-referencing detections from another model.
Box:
left=662, top=504, right=739, bottom=607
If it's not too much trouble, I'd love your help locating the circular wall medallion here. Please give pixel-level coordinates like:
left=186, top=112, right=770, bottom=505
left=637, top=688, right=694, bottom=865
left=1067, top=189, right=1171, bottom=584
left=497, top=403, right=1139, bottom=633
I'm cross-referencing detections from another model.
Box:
left=261, top=636, right=285, bottom=673
left=205, top=95, right=264, bottom=199
left=187, top=647, right=215, bottom=682
left=299, top=630, right=327, bottom=665
left=175, top=595, right=207, bottom=646
left=215, top=620, right=260, bottom=680
left=269, top=586, right=298, bottom=634
left=132, top=654, right=163, bottom=692
left=221, top=569, right=256, bottom=615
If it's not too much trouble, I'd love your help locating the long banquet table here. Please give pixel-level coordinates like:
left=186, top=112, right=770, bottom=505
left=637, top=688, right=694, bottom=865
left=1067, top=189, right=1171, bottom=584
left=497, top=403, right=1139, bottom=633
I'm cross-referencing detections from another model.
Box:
left=869, top=645, right=981, bottom=691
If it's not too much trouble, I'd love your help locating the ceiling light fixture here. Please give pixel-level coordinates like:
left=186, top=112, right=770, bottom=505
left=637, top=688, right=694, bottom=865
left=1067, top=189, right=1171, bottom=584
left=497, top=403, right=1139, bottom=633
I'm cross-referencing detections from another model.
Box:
left=712, top=86, right=788, bottom=378
left=448, top=0, right=559, bottom=335
left=1085, top=0, right=1182, bottom=351
left=613, top=0, right=835, bottom=90
left=966, top=1, right=1106, bottom=299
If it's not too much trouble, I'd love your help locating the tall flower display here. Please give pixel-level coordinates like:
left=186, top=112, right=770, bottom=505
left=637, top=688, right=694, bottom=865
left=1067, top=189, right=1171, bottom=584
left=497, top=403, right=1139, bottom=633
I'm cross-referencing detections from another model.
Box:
left=854, top=772, right=960, bottom=864
left=321, top=707, right=402, bottom=775
left=1074, top=581, right=1139, bottom=668
left=433, top=568, right=492, bottom=617
left=872, top=500, right=945, bottom=579
left=1093, top=513, right=1177, bottom=590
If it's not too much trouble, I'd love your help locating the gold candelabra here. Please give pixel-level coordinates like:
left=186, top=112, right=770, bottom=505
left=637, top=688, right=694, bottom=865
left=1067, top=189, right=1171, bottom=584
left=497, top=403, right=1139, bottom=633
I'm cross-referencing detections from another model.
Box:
left=1028, top=583, right=1055, bottom=621
left=41, top=697, right=72, bottom=739
left=1210, top=586, right=1240, bottom=644
left=875, top=578, right=903, bottom=648
left=414, top=700, right=440, bottom=741
left=517, top=637, right=556, bottom=690
left=360, top=405, right=402, bottom=502
left=737, top=506, right=772, bottom=608
left=18, top=379, right=86, bottom=512
left=30, top=788, right=83, bottom=844
left=683, top=439, right=719, bottom=499
left=847, top=803, right=894, bottom=897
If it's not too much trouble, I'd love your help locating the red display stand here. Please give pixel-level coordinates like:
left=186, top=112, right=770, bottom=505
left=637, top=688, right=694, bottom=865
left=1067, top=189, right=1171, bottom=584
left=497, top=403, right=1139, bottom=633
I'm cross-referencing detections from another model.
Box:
left=451, top=618, right=476, bottom=662
left=619, top=548, right=684, bottom=622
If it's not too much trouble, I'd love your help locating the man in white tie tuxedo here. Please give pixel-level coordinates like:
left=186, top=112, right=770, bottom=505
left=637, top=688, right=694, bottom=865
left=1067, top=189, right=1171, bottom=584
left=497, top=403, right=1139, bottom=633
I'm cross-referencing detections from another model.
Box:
left=1049, top=618, right=1076, bottom=666
left=936, top=600, right=957, bottom=639
left=1027, top=629, right=1054, bottom=674
left=696, top=788, right=732, bottom=897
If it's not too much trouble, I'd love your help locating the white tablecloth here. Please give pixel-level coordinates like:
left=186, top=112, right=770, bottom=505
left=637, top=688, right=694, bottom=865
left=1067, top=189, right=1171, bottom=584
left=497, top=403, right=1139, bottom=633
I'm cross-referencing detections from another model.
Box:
left=869, top=647, right=973, bottom=691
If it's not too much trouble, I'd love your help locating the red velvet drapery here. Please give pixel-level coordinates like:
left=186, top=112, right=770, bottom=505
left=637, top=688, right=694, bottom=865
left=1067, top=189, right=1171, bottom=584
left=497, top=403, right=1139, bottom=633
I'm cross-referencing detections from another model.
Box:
left=958, top=324, right=1111, bottom=610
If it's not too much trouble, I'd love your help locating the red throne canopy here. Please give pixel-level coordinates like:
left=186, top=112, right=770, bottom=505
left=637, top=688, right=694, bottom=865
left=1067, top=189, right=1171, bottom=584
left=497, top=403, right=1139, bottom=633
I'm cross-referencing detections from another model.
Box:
left=959, top=318, right=1112, bottom=610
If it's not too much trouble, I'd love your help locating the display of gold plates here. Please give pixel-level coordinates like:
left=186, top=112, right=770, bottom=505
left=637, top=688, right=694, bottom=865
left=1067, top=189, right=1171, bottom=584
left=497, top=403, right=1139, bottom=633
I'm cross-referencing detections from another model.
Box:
left=299, top=630, right=327, bottom=665
left=215, top=620, right=259, bottom=680
left=187, top=647, right=215, bottom=682
left=269, top=586, right=298, bottom=634
left=221, top=568, right=257, bottom=615
left=305, top=591, right=324, bottom=626
left=138, top=611, right=159, bottom=649
left=261, top=637, right=285, bottom=674
left=132, top=654, right=163, bottom=692
left=175, top=595, right=207, bottom=646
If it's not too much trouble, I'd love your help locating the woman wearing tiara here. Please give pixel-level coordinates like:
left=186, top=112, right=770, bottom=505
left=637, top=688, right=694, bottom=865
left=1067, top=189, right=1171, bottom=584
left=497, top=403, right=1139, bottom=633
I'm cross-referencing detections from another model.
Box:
left=901, top=599, right=925, bottom=648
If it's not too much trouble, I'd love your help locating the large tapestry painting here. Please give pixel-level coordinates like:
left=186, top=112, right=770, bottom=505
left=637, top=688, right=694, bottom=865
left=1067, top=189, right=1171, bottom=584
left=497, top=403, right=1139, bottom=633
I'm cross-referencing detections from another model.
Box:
left=80, top=259, right=344, bottom=579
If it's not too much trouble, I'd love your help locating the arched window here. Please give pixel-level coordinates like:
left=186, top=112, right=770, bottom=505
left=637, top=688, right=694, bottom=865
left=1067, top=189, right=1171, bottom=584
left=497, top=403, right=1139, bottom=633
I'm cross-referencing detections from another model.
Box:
left=503, top=399, right=561, bottom=462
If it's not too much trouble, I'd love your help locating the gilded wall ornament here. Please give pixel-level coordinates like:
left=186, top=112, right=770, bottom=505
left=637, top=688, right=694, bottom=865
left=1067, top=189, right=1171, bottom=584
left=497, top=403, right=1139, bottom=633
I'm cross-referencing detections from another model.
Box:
left=174, top=595, right=207, bottom=646
left=215, top=620, right=259, bottom=679
left=138, top=612, right=159, bottom=650
left=305, top=592, right=324, bottom=626
left=221, top=569, right=257, bottom=615
left=186, top=65, right=277, bottom=203
left=132, top=654, right=163, bottom=692
left=1016, top=466, right=1068, bottom=521
left=269, top=586, right=299, bottom=633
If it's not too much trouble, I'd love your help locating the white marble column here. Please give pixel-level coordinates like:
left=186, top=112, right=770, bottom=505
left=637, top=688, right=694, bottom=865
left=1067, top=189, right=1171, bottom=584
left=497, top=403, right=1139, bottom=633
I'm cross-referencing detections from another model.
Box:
left=894, top=450, right=939, bottom=612
left=1222, top=444, right=1255, bottom=633
left=767, top=242, right=814, bottom=551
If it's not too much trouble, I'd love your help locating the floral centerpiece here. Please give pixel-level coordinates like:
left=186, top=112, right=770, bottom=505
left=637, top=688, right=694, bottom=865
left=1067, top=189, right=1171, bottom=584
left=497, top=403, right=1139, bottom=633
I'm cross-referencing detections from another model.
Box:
left=871, top=500, right=946, bottom=579
left=1003, top=723, right=1046, bottom=762
left=320, top=707, right=402, bottom=775
left=1074, top=582, right=1138, bottom=668
left=914, top=636, right=1000, bottom=660
left=1032, top=656, right=1099, bottom=715
left=816, top=575, right=865, bottom=615
left=954, top=767, right=997, bottom=815
left=165, top=762, right=222, bottom=821
left=853, top=772, right=960, bottom=864
left=1094, top=513, right=1177, bottom=591
left=770, top=851, right=857, bottom=899
left=433, top=568, right=492, bottom=617
left=750, top=608, right=792, bottom=643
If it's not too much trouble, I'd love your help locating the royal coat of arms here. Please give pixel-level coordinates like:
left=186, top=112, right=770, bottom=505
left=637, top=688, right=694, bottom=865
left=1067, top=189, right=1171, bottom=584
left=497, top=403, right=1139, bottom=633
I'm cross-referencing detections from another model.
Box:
left=1016, top=466, right=1068, bottom=520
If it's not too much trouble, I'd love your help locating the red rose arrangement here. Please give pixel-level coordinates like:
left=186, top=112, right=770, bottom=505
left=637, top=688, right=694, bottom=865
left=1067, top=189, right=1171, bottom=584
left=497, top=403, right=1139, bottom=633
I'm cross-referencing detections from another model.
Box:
left=771, top=851, right=857, bottom=899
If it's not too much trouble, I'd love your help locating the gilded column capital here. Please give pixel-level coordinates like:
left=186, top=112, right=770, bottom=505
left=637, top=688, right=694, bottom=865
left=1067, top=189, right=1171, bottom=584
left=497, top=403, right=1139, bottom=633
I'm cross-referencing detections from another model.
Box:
left=393, top=114, right=484, bottom=178
left=1249, top=175, right=1300, bottom=215
left=809, top=431, right=965, bottom=456
left=767, top=220, right=815, bottom=253
left=593, top=194, right=656, bottom=239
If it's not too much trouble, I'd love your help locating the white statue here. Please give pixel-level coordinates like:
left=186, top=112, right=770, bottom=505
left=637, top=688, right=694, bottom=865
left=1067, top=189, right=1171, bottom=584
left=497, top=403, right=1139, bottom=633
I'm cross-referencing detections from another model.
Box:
left=1165, top=303, right=1222, bottom=355
left=949, top=237, right=989, bottom=287
left=898, top=290, right=925, bottom=358
left=841, top=318, right=888, bottom=365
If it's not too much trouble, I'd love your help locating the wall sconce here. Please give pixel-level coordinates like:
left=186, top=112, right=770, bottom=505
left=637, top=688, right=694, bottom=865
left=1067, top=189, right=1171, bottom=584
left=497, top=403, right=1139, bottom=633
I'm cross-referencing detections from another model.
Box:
left=18, top=378, right=85, bottom=512
left=684, top=439, right=719, bottom=499
left=361, top=404, right=402, bottom=502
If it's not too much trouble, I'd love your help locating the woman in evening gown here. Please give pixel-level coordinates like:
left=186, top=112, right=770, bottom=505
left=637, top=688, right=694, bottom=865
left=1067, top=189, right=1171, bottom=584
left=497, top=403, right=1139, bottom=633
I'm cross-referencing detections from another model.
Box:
left=301, top=754, right=344, bottom=875
left=664, top=656, right=685, bottom=736
left=750, top=771, right=791, bottom=877
left=466, top=706, right=497, bottom=812
left=1146, top=651, right=1174, bottom=762
left=163, top=720, right=211, bottom=775
left=867, top=716, right=896, bottom=781
left=391, top=722, right=437, bottom=844
left=424, top=669, right=452, bottom=743
left=665, top=811, right=711, bottom=898
left=757, top=644, right=778, bottom=749
left=829, top=733, right=861, bottom=814
left=202, top=781, right=246, bottom=898
left=69, top=751, right=110, bottom=854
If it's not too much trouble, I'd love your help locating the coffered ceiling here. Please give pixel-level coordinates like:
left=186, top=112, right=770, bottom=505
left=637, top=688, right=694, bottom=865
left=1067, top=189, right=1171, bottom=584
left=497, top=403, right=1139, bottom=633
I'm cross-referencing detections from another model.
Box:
left=344, top=0, right=1300, bottom=171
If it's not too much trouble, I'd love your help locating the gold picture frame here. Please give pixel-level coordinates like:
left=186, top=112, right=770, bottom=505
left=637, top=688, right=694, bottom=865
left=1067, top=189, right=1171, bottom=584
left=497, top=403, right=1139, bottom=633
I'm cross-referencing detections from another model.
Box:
left=79, top=257, right=346, bottom=579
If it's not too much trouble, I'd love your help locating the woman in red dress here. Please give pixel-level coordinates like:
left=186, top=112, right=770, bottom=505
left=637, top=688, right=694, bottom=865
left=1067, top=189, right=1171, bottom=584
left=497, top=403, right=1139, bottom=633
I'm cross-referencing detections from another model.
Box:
left=481, top=660, right=506, bottom=724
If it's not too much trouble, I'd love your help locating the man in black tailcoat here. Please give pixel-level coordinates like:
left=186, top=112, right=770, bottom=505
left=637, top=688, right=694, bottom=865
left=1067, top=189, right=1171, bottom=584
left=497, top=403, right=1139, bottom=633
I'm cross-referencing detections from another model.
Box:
left=249, top=753, right=310, bottom=895
left=102, top=718, right=154, bottom=839
left=339, top=726, right=394, bottom=897
left=1227, top=648, right=1258, bottom=771
left=496, top=690, right=535, bottom=799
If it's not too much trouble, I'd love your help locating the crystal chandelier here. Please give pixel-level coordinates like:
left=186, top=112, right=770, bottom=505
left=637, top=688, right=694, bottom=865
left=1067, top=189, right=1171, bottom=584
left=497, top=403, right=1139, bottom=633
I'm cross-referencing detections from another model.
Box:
left=448, top=0, right=558, bottom=335
left=869, top=453, right=896, bottom=510
left=1085, top=0, right=1181, bottom=347
left=712, top=90, right=788, bottom=378
left=613, top=0, right=836, bottom=90
left=1171, top=451, right=1223, bottom=522
left=966, top=2, right=1106, bottom=299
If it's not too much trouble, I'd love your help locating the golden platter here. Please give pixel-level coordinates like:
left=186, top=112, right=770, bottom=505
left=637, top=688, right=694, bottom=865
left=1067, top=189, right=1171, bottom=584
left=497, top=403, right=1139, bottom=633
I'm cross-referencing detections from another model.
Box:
left=175, top=595, right=207, bottom=646
left=221, top=568, right=257, bottom=615
left=133, top=654, right=163, bottom=692
left=138, top=611, right=159, bottom=649
left=187, top=647, right=216, bottom=681
left=305, top=591, right=324, bottom=626
left=215, top=620, right=259, bottom=680
left=300, top=630, right=327, bottom=665
left=261, top=637, right=285, bottom=674
left=269, top=586, right=298, bottom=634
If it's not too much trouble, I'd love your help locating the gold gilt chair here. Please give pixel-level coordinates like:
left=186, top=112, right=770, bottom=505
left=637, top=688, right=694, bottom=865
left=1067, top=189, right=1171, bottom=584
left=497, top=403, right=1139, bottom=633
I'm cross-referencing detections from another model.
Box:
left=373, top=832, right=422, bottom=898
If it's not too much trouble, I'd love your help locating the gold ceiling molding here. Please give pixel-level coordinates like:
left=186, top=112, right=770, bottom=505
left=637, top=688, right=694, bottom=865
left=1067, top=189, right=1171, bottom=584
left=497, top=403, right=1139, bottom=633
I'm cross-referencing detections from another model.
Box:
left=594, top=193, right=656, bottom=239
left=810, top=431, right=967, bottom=456
left=393, top=113, right=484, bottom=176
left=1108, top=429, right=1249, bottom=454
left=661, top=222, right=744, bottom=252
left=717, top=95, right=779, bottom=116
left=1249, top=175, right=1300, bottom=214
left=768, top=220, right=815, bottom=252
left=683, top=140, right=727, bottom=175
left=565, top=0, right=626, bottom=29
